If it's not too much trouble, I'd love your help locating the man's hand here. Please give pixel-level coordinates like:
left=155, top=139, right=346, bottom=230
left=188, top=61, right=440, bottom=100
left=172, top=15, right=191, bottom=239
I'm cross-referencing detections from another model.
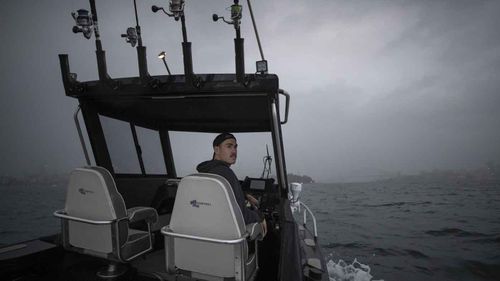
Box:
left=261, top=218, right=267, bottom=238
left=246, top=194, right=259, bottom=206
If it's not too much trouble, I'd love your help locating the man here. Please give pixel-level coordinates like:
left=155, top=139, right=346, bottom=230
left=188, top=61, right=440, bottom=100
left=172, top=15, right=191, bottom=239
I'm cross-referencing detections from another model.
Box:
left=197, top=133, right=267, bottom=236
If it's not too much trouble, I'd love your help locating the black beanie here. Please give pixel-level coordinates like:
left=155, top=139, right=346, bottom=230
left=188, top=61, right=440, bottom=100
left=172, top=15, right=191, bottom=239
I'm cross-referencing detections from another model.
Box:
left=213, top=133, right=236, bottom=147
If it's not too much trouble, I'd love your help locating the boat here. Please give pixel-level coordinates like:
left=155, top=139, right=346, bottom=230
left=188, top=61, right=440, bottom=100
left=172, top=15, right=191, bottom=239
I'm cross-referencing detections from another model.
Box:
left=0, top=1, right=327, bottom=280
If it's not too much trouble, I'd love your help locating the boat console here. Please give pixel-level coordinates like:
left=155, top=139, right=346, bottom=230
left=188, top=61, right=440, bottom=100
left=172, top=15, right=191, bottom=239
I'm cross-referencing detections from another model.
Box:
left=242, top=177, right=280, bottom=216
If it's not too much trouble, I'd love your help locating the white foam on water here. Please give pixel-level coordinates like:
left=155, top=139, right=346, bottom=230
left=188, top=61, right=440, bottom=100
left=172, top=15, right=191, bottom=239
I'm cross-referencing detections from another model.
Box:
left=327, top=258, right=384, bottom=281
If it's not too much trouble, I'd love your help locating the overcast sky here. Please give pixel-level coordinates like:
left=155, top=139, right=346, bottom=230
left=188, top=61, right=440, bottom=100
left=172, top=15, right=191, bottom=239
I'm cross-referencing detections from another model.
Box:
left=1, top=0, right=499, bottom=182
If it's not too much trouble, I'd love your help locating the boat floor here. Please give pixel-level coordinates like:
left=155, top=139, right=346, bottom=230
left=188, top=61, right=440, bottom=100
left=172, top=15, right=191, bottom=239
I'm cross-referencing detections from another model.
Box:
left=0, top=230, right=282, bottom=280
left=132, top=249, right=172, bottom=280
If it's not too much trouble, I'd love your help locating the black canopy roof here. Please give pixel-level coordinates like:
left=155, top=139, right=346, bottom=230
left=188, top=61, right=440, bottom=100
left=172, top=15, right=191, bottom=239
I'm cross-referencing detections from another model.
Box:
left=63, top=72, right=281, bottom=132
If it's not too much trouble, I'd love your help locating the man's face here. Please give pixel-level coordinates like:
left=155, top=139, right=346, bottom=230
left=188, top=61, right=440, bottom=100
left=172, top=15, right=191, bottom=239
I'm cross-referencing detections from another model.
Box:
left=214, top=138, right=238, bottom=165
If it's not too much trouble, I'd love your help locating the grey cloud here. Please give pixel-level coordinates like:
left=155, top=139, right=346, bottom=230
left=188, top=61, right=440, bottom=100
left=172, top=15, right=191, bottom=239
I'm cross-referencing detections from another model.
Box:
left=1, top=0, right=500, bottom=182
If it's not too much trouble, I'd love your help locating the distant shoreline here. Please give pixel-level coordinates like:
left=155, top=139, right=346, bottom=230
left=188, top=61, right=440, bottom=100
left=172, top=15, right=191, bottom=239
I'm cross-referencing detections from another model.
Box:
left=3, top=166, right=498, bottom=187
left=0, top=174, right=67, bottom=186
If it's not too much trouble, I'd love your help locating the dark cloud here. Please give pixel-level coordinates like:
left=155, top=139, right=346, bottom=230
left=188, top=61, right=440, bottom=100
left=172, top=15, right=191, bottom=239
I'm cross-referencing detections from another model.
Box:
left=1, top=0, right=499, bottom=182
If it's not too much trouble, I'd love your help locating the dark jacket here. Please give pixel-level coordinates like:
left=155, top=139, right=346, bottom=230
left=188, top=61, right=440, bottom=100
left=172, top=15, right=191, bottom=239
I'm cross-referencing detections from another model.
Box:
left=197, top=160, right=262, bottom=224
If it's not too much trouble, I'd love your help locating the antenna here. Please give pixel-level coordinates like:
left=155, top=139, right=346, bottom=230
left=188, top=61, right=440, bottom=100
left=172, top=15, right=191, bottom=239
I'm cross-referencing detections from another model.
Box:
left=246, top=0, right=268, bottom=75
left=261, top=144, right=273, bottom=179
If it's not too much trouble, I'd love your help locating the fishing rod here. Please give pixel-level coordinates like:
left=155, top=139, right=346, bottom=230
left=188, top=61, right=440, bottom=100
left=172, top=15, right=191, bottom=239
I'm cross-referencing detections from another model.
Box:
left=71, top=0, right=115, bottom=87
left=152, top=0, right=199, bottom=87
left=213, top=0, right=268, bottom=82
left=121, top=0, right=155, bottom=84
left=213, top=0, right=245, bottom=83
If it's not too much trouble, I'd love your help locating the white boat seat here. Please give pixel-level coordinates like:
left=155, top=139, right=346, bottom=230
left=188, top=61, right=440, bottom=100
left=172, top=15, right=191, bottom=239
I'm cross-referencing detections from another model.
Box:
left=54, top=166, right=158, bottom=265
left=162, top=173, right=263, bottom=281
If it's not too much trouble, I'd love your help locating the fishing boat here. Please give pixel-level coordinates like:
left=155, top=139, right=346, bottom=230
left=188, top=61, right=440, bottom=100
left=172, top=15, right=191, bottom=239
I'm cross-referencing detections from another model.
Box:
left=0, top=1, right=327, bottom=280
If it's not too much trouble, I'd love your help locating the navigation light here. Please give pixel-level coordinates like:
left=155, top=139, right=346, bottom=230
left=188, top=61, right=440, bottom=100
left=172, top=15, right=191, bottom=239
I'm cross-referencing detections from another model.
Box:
left=256, top=60, right=268, bottom=74
left=158, top=51, right=172, bottom=75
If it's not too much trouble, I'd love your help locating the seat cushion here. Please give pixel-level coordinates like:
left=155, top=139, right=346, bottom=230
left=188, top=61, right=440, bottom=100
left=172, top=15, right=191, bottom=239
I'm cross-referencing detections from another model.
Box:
left=120, top=229, right=151, bottom=260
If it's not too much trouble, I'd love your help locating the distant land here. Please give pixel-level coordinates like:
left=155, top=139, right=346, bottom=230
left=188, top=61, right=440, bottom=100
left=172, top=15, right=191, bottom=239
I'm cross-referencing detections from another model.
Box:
left=0, top=172, right=316, bottom=185
left=375, top=162, right=499, bottom=186
left=287, top=173, right=314, bottom=184
left=4, top=163, right=499, bottom=186
left=0, top=173, right=67, bottom=186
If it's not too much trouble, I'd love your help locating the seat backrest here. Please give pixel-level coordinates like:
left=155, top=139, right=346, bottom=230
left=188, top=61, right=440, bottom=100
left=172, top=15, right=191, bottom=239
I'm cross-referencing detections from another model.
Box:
left=64, top=166, right=127, bottom=253
left=170, top=173, right=245, bottom=240
left=65, top=166, right=127, bottom=220
left=168, top=173, right=248, bottom=278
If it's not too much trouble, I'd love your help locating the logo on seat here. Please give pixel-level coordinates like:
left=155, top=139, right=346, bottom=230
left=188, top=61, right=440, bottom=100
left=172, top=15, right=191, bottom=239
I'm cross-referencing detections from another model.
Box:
left=190, top=200, right=211, bottom=208
left=78, top=188, right=94, bottom=195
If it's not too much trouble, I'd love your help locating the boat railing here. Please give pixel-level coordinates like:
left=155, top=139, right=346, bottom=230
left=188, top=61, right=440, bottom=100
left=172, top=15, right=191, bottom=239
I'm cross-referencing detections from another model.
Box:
left=73, top=106, right=91, bottom=166
left=161, top=225, right=249, bottom=244
left=299, top=201, right=318, bottom=239
left=289, top=182, right=318, bottom=239
left=54, top=210, right=115, bottom=225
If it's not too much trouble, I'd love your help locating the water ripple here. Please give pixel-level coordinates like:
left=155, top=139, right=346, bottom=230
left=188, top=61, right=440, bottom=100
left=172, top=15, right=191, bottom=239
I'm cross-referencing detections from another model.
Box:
left=373, top=247, right=429, bottom=259
left=324, top=242, right=369, bottom=249
left=463, top=260, right=500, bottom=280
left=362, top=201, right=432, bottom=208
left=425, top=228, right=488, bottom=237
left=467, top=236, right=500, bottom=245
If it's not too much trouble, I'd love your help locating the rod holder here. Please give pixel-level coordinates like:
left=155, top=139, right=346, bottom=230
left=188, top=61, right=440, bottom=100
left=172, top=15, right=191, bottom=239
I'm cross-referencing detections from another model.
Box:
left=182, top=42, right=194, bottom=84
left=235, top=38, right=245, bottom=83
left=137, top=46, right=149, bottom=80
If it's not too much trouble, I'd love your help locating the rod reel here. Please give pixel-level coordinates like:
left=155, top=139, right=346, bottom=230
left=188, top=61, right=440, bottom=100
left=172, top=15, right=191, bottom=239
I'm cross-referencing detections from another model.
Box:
left=151, top=0, right=185, bottom=21
left=121, top=27, right=138, bottom=47
left=212, top=0, right=242, bottom=30
left=69, top=0, right=116, bottom=88
left=71, top=9, right=94, bottom=39
left=152, top=0, right=200, bottom=87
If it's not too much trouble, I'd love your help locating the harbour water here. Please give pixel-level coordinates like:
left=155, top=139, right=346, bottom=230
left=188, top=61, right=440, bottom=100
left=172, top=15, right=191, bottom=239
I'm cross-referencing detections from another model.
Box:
left=1, top=181, right=499, bottom=281
left=300, top=182, right=500, bottom=281
left=0, top=183, right=65, bottom=244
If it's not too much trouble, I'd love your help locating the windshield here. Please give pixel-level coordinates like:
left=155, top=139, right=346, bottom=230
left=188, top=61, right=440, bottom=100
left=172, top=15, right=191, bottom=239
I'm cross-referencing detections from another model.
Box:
left=99, top=115, right=167, bottom=175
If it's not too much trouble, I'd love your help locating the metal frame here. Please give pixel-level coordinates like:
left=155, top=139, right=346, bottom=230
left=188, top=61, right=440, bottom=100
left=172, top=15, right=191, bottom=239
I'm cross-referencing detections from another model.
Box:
left=162, top=226, right=248, bottom=244
left=299, top=202, right=318, bottom=239
left=80, top=101, right=114, bottom=173
left=161, top=225, right=258, bottom=281
left=54, top=210, right=154, bottom=262
left=74, top=106, right=92, bottom=166
left=271, top=99, right=288, bottom=195
left=278, top=89, right=290, bottom=125
left=130, top=123, right=146, bottom=175
left=159, top=129, right=176, bottom=177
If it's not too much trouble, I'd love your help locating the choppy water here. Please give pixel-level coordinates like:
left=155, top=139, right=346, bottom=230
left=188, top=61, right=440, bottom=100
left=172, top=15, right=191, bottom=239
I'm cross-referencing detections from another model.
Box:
left=0, top=183, right=66, bottom=244
left=299, top=182, right=500, bottom=281
left=1, top=182, right=499, bottom=281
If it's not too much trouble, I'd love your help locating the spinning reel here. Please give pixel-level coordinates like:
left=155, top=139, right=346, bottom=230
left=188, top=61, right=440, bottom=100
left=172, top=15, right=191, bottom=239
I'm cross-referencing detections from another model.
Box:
left=212, top=0, right=242, bottom=30
left=151, top=0, right=185, bottom=21
left=121, top=27, right=138, bottom=47
left=71, top=9, right=93, bottom=39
